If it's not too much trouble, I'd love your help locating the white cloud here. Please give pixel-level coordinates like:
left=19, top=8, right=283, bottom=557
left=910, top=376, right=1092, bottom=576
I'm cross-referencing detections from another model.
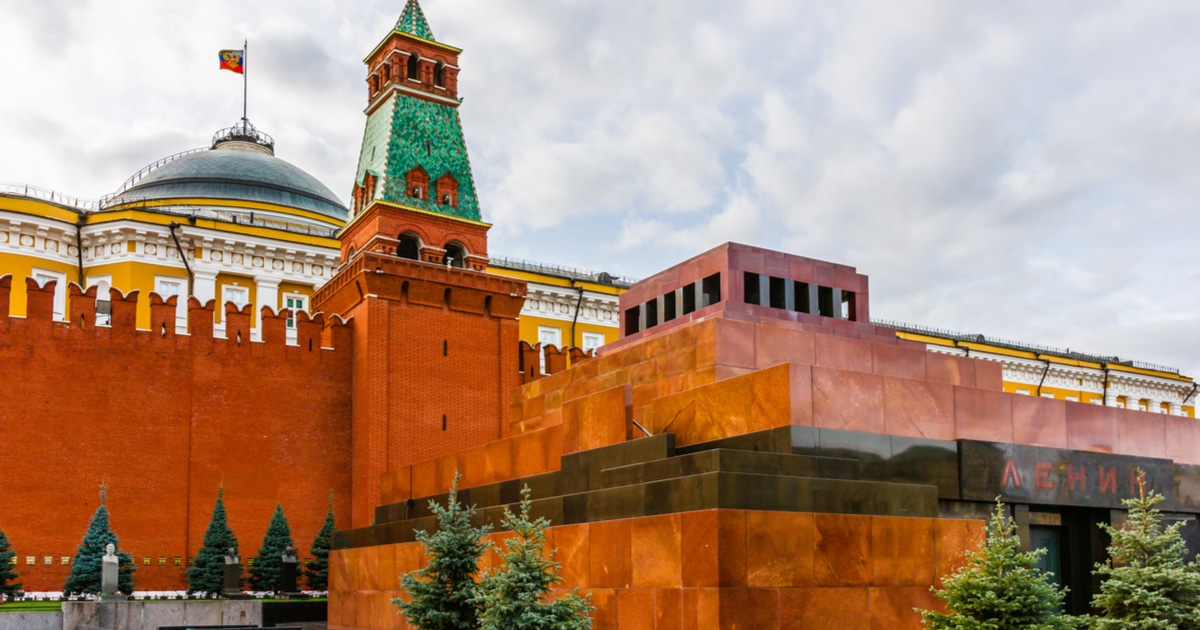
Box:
left=0, top=0, right=1198, bottom=376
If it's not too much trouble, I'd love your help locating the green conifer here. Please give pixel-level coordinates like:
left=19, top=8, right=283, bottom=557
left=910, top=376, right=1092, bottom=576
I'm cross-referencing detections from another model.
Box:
left=919, top=500, right=1076, bottom=630
left=64, top=488, right=136, bottom=596
left=187, top=487, right=240, bottom=595
left=395, top=474, right=492, bottom=630
left=305, top=490, right=336, bottom=592
left=1089, top=470, right=1200, bottom=629
left=476, top=486, right=592, bottom=630
left=0, top=524, right=21, bottom=601
left=249, top=503, right=294, bottom=592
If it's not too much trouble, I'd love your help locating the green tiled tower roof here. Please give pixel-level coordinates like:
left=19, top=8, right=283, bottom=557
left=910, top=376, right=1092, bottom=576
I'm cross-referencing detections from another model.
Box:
left=381, top=96, right=480, bottom=222
left=395, top=0, right=435, bottom=41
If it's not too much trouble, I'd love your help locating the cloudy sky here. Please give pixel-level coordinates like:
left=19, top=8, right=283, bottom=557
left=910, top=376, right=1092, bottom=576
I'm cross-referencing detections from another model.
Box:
left=2, top=0, right=1198, bottom=377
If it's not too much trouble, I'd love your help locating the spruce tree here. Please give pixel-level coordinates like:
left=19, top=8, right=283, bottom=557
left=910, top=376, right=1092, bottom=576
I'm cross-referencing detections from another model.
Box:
left=249, top=503, right=294, bottom=592
left=64, top=488, right=136, bottom=596
left=1089, top=470, right=1200, bottom=629
left=919, top=500, right=1076, bottom=630
left=395, top=474, right=492, bottom=630
left=187, top=487, right=240, bottom=595
left=0, top=524, right=21, bottom=601
left=476, top=486, right=592, bottom=630
left=305, top=490, right=336, bottom=592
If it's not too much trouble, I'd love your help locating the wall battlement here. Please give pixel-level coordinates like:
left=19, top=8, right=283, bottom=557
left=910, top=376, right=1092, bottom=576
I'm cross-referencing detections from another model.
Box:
left=0, top=275, right=352, bottom=360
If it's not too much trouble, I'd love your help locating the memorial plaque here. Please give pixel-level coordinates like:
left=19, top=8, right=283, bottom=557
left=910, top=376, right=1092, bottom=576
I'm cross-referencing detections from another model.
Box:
left=960, top=440, right=1176, bottom=510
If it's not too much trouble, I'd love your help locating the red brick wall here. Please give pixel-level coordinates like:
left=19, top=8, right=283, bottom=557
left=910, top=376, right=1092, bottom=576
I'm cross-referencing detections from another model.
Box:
left=0, top=278, right=353, bottom=591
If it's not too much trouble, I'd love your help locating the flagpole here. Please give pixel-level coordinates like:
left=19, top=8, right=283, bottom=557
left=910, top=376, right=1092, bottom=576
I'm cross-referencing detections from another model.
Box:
left=243, top=39, right=248, bottom=124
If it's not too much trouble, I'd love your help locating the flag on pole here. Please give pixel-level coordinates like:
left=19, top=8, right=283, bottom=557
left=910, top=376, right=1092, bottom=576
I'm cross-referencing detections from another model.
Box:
left=219, top=50, right=245, bottom=74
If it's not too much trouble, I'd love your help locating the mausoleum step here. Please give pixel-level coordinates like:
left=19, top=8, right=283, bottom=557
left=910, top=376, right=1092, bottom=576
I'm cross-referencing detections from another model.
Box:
left=597, top=448, right=860, bottom=489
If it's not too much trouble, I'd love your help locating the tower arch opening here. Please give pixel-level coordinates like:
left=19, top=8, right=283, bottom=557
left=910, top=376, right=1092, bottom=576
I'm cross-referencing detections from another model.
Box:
left=397, top=232, right=422, bottom=260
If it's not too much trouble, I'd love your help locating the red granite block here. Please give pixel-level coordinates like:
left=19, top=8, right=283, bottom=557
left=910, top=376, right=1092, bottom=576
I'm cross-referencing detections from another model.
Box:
left=1166, top=415, right=1200, bottom=465
left=746, top=511, right=814, bottom=587
left=718, top=510, right=747, bottom=587
left=814, top=513, right=872, bottom=586
left=681, top=510, right=720, bottom=587
left=1012, top=396, right=1069, bottom=448
left=632, top=514, right=683, bottom=588
left=812, top=367, right=885, bottom=434
left=590, top=519, right=633, bottom=588
left=714, top=319, right=757, bottom=369
left=870, top=516, right=934, bottom=586
left=562, top=385, right=632, bottom=454
left=814, top=334, right=873, bottom=373
left=933, top=519, right=985, bottom=588
left=781, top=587, right=869, bottom=630
left=1065, top=403, right=1118, bottom=453
left=974, top=358, right=1004, bottom=391
left=883, top=377, right=955, bottom=440
left=1116, top=411, right=1166, bottom=459
left=927, top=353, right=975, bottom=386
left=755, top=324, right=815, bottom=369
left=871, top=343, right=926, bottom=380
left=835, top=265, right=862, bottom=293
left=655, top=588, right=683, bottom=629
left=552, top=523, right=590, bottom=589
left=681, top=588, right=721, bottom=630
left=789, top=257, right=814, bottom=284
left=618, top=589, right=656, bottom=630
left=868, top=586, right=940, bottom=629
left=719, top=587, right=780, bottom=628
left=813, top=263, right=835, bottom=286
left=953, top=386, right=1014, bottom=442
left=586, top=588, right=619, bottom=630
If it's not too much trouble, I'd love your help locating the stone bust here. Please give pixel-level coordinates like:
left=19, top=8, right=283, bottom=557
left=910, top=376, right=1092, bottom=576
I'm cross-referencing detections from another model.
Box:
left=224, top=547, right=239, bottom=565
left=281, top=546, right=297, bottom=563
left=102, top=543, right=118, bottom=564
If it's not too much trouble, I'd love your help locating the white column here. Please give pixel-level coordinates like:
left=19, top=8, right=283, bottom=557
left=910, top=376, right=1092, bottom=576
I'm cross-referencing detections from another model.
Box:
left=1104, top=392, right=1118, bottom=408
left=192, top=268, right=217, bottom=305
left=254, top=277, right=281, bottom=343
left=1146, top=398, right=1162, bottom=414
left=1169, top=401, right=1184, bottom=416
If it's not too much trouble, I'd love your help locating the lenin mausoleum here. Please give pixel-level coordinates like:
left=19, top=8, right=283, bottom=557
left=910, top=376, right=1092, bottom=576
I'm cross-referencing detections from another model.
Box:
left=1, top=1, right=1198, bottom=628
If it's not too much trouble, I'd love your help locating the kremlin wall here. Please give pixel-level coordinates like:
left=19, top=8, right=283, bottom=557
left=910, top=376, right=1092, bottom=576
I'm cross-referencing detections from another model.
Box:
left=1, top=1, right=1198, bottom=628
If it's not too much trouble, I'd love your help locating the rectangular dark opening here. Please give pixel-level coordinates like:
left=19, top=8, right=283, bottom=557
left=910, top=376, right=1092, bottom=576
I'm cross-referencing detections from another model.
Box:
left=701, top=273, right=721, bottom=307
left=841, top=291, right=855, bottom=320
left=645, top=299, right=659, bottom=328
left=743, top=271, right=761, bottom=305
left=625, top=305, right=640, bottom=335
left=795, top=282, right=810, bottom=313
left=769, top=276, right=786, bottom=309
left=663, top=292, right=677, bottom=322
left=818, top=286, right=834, bottom=317
left=682, top=283, right=697, bottom=314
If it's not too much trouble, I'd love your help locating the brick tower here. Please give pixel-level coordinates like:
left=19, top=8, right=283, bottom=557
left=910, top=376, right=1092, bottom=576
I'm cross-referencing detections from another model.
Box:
left=314, top=0, right=526, bottom=527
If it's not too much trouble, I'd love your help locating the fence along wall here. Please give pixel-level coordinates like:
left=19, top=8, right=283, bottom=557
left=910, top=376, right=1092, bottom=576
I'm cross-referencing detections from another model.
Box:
left=0, top=275, right=354, bottom=591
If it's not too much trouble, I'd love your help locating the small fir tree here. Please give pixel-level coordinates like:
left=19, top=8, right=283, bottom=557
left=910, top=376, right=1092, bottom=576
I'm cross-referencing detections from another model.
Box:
left=0, top=524, right=21, bottom=601
left=475, top=486, right=592, bottom=630
left=249, top=503, right=294, bottom=592
left=187, top=487, right=240, bottom=595
left=919, top=499, right=1076, bottom=630
left=64, top=487, right=136, bottom=596
left=305, top=490, right=336, bottom=592
left=395, top=473, right=492, bottom=630
left=1089, top=469, right=1200, bottom=629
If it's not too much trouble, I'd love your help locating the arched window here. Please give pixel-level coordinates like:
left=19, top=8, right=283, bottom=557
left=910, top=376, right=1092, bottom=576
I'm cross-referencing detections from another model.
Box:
left=407, top=52, right=420, bottom=80
left=441, top=193, right=452, bottom=205
left=444, top=242, right=467, bottom=269
left=434, top=61, right=445, bottom=87
left=412, top=186, right=423, bottom=199
left=397, top=232, right=421, bottom=260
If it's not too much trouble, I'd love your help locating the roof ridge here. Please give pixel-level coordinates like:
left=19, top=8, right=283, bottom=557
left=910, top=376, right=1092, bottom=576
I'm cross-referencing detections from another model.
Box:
left=395, top=0, right=435, bottom=41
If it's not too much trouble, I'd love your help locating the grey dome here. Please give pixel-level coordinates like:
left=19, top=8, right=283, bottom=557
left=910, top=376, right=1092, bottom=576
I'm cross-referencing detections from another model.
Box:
left=108, top=148, right=348, bottom=221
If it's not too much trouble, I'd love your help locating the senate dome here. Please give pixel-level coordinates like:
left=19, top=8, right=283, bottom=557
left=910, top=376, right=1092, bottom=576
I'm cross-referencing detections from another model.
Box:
left=104, top=120, right=348, bottom=224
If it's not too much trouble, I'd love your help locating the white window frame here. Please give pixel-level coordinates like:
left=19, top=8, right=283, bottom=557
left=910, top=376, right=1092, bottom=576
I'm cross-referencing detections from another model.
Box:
left=86, top=275, right=113, bottom=326
left=537, top=326, right=562, bottom=373
left=31, top=267, right=67, bottom=321
left=222, top=284, right=249, bottom=309
left=581, top=331, right=605, bottom=353
left=283, top=293, right=308, bottom=329
left=154, top=275, right=189, bottom=331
